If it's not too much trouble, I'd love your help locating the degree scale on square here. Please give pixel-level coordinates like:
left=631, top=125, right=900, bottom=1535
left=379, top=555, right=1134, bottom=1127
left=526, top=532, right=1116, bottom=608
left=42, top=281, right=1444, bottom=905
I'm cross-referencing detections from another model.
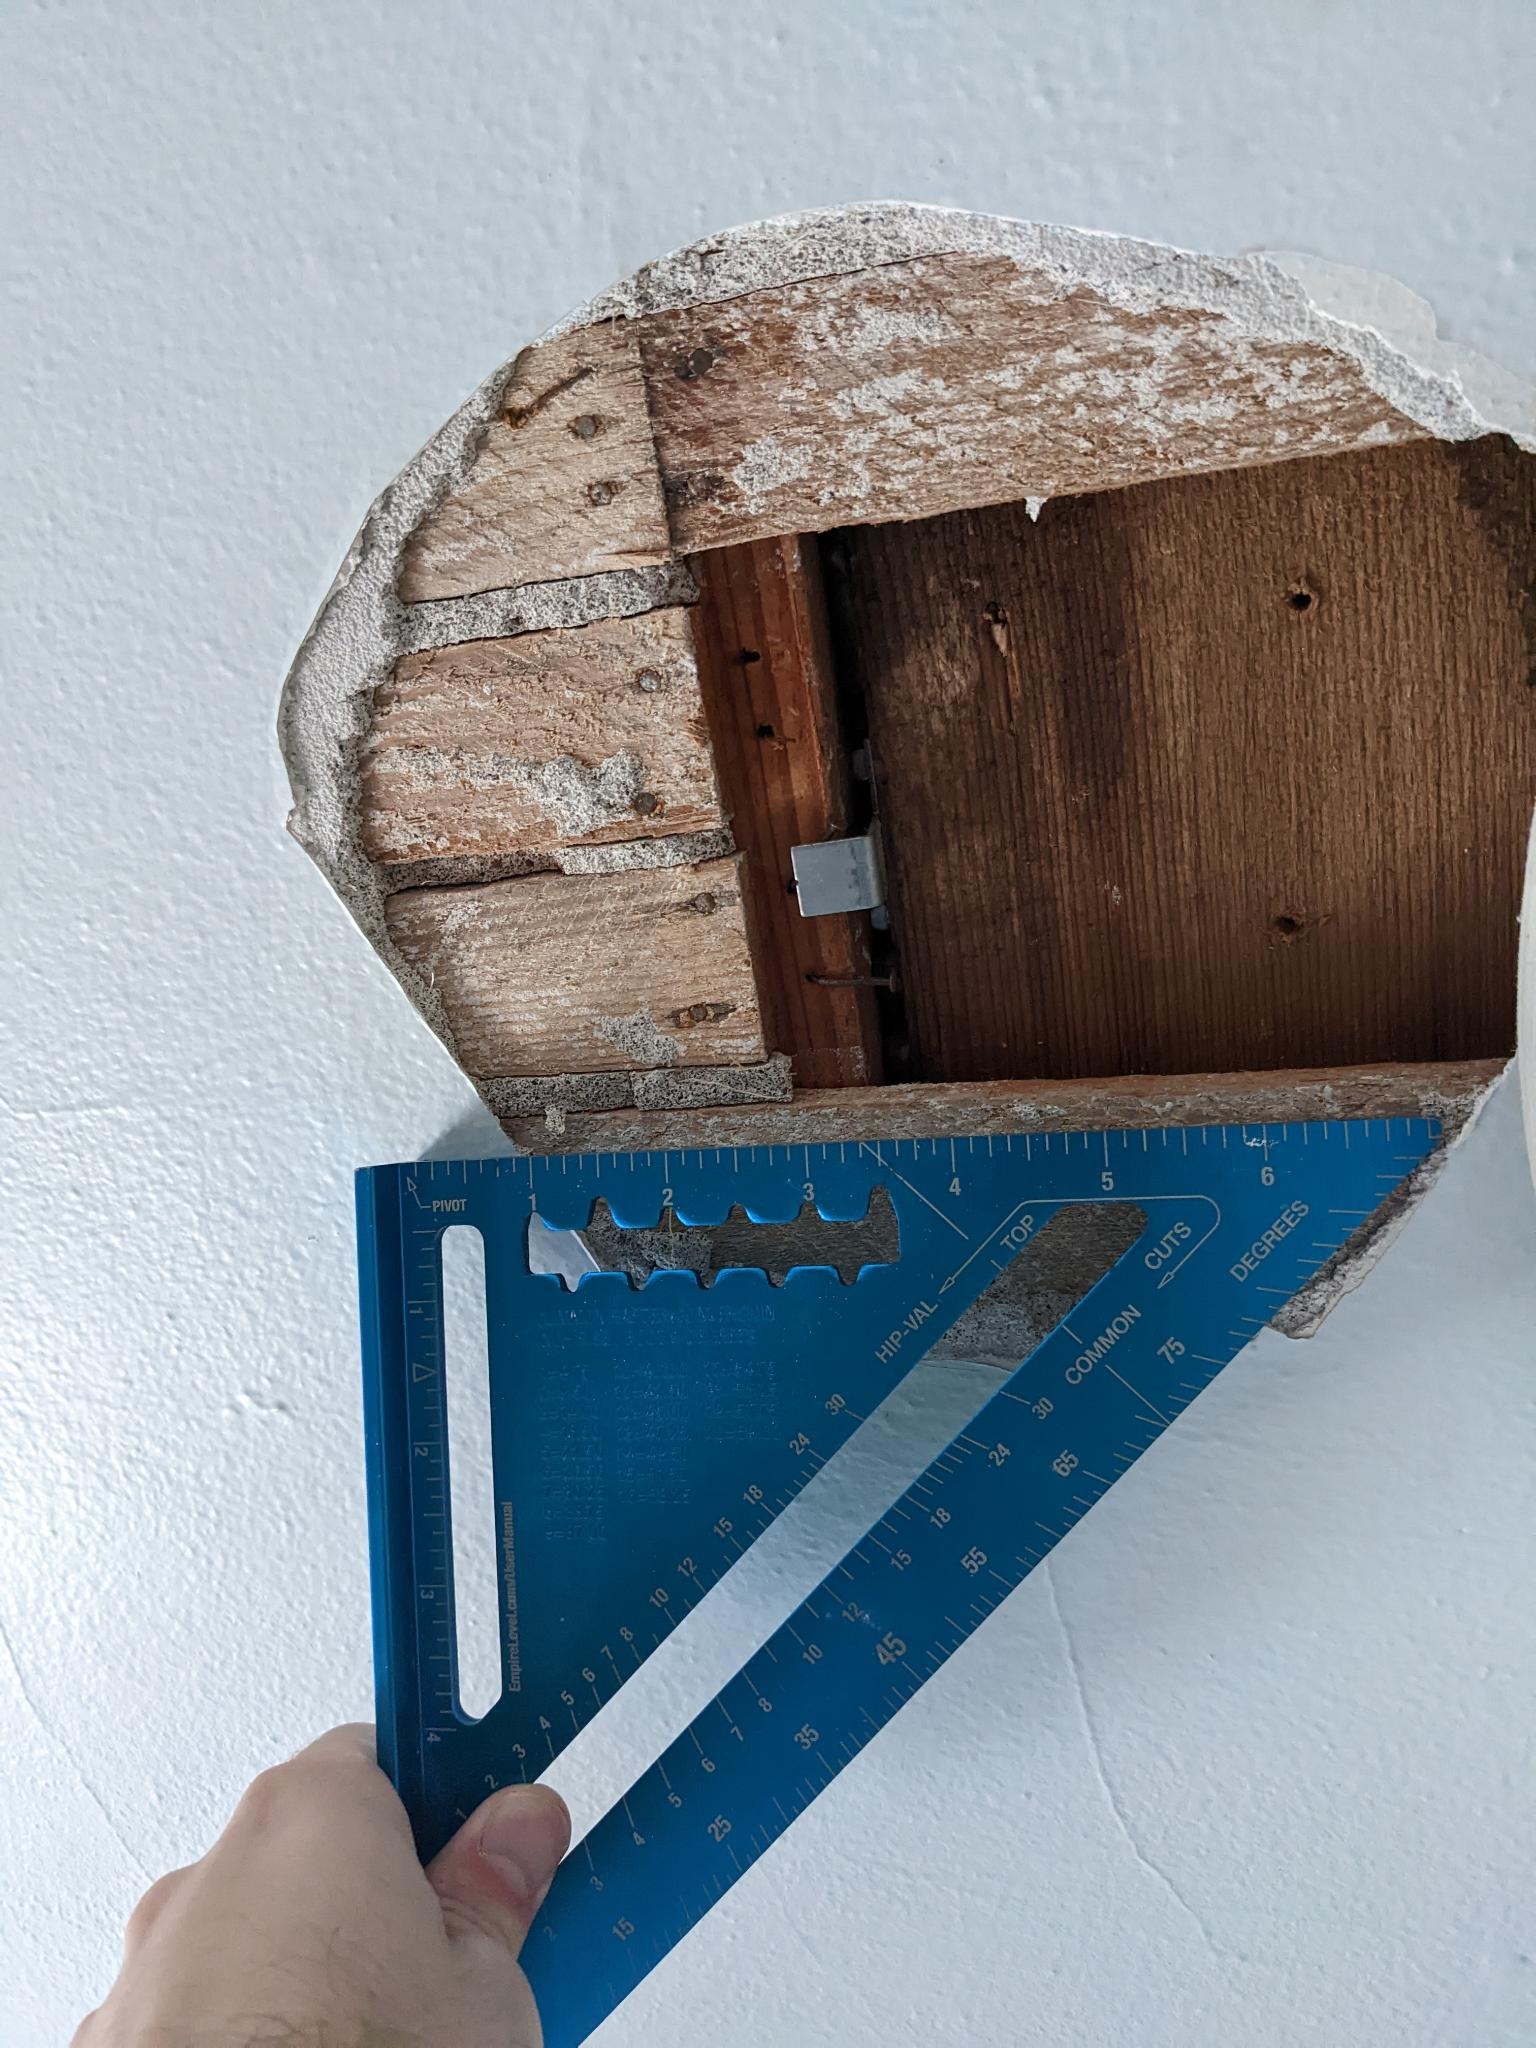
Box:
left=357, top=1116, right=1438, bottom=2047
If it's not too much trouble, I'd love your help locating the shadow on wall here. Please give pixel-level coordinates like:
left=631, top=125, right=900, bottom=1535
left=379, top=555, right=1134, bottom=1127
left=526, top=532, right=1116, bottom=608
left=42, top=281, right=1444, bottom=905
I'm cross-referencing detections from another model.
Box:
left=421, top=1103, right=517, bottom=1161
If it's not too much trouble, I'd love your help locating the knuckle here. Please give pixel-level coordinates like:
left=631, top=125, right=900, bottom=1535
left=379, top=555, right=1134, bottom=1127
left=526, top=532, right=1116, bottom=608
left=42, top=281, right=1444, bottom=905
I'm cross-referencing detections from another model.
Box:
left=234, top=1760, right=302, bottom=1828
left=124, top=1868, right=186, bottom=1944
left=226, top=1736, right=403, bottom=1850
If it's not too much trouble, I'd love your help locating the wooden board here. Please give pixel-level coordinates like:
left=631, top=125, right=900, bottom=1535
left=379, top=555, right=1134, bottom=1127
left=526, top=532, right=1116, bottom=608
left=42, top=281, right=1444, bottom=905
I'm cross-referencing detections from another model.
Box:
left=497, top=1058, right=1502, bottom=1153
left=637, top=254, right=1422, bottom=552
left=384, top=858, right=766, bottom=1077
left=826, top=435, right=1536, bottom=1082
left=690, top=538, right=882, bottom=1088
left=398, top=323, right=671, bottom=602
left=360, top=608, right=719, bottom=864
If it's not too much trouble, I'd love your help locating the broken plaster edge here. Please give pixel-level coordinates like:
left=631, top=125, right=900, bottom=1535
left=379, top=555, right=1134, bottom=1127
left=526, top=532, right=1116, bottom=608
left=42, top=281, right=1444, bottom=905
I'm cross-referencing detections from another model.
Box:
left=568, top=202, right=1536, bottom=455
left=1270, top=1059, right=1509, bottom=1337
left=277, top=202, right=1533, bottom=1107
left=276, top=364, right=714, bottom=1079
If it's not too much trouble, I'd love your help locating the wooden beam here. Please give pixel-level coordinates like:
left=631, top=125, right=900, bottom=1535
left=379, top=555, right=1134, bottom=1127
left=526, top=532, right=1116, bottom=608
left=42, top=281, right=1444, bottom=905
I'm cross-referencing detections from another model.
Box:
left=689, top=538, right=882, bottom=1088
left=496, top=1059, right=1503, bottom=1152
left=829, top=436, right=1536, bottom=1083
left=398, top=323, right=671, bottom=602
left=385, top=858, right=766, bottom=1077
left=360, top=608, right=719, bottom=865
left=636, top=254, right=1423, bottom=552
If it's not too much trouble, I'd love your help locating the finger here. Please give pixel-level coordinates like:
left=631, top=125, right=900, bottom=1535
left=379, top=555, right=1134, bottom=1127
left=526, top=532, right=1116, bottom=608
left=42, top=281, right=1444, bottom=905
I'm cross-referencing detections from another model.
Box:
left=426, top=1784, right=571, bottom=1960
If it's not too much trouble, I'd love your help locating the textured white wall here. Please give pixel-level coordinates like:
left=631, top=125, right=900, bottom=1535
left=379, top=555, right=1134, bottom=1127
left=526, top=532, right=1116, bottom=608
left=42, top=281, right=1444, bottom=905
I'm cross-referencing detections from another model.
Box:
left=3, top=5, right=1534, bottom=2044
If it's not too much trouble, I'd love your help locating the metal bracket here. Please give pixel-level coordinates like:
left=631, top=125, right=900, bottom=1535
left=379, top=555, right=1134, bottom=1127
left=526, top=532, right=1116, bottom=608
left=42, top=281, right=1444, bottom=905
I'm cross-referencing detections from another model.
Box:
left=789, top=831, right=885, bottom=918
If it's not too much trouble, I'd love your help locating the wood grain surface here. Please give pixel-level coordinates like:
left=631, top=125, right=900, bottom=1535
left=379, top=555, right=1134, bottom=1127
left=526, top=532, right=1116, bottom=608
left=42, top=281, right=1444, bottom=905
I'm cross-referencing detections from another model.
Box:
left=385, top=857, right=765, bottom=1076
left=398, top=323, right=671, bottom=601
left=361, top=608, right=719, bottom=863
left=828, top=436, right=1536, bottom=1082
left=497, top=1058, right=1503, bottom=1153
left=690, top=537, right=882, bottom=1088
left=638, top=254, right=1423, bottom=552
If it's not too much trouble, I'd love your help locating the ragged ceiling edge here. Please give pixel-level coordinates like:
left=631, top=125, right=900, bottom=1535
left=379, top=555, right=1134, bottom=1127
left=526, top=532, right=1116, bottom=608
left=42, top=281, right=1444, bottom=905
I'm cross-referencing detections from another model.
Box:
left=277, top=201, right=1536, bottom=1111
left=1271, top=1059, right=1508, bottom=1336
left=1261, top=251, right=1536, bottom=448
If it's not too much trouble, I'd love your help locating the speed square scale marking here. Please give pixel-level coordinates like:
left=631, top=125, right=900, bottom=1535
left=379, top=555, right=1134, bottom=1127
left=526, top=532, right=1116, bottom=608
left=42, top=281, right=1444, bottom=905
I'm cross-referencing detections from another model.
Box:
left=357, top=1113, right=1439, bottom=2046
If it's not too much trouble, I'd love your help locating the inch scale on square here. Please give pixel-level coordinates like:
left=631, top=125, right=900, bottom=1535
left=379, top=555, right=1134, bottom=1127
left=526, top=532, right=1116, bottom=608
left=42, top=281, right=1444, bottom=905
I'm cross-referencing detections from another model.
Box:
left=356, top=1114, right=1437, bottom=2045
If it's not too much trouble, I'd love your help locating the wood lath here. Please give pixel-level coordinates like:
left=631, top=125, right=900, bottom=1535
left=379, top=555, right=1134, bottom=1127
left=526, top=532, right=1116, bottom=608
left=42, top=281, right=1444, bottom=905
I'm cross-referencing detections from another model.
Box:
left=398, top=321, right=670, bottom=601
left=385, top=859, right=765, bottom=1080
left=362, top=607, right=717, bottom=865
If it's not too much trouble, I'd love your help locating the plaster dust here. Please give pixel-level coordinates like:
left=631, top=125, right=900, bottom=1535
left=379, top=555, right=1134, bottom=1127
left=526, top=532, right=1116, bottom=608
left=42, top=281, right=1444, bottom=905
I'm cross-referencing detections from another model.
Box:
left=595, top=1007, right=684, bottom=1067
left=1271, top=1061, right=1503, bottom=1334
left=505, top=747, right=649, bottom=837
left=10, top=15, right=1536, bottom=2048
left=396, top=562, right=697, bottom=657
left=479, top=1052, right=793, bottom=1120
left=369, top=742, right=641, bottom=811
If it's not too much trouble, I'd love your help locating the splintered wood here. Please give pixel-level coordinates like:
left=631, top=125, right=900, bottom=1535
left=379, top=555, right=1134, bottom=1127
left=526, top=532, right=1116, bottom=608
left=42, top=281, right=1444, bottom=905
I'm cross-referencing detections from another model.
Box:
left=361, top=609, right=719, bottom=863
left=829, top=435, right=1536, bottom=1083
left=689, top=538, right=881, bottom=1089
left=384, top=859, right=765, bottom=1078
left=398, top=323, right=671, bottom=601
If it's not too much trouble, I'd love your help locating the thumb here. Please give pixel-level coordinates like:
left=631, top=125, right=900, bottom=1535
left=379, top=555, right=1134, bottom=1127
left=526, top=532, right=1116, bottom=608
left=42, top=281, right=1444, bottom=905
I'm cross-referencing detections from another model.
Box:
left=427, top=1783, right=572, bottom=1960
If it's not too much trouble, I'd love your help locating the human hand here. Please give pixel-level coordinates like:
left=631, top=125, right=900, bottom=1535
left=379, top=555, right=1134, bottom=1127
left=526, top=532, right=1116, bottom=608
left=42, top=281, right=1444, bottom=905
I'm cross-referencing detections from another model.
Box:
left=74, top=1723, right=571, bottom=2048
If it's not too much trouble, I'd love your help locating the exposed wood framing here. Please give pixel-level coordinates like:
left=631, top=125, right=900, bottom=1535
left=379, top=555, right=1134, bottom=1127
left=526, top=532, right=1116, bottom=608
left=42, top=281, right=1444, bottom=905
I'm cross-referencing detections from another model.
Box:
left=690, top=538, right=882, bottom=1089
left=831, top=436, right=1536, bottom=1083
left=384, top=857, right=766, bottom=1078
left=638, top=254, right=1423, bottom=548
left=397, top=253, right=1429, bottom=596
left=280, top=206, right=1531, bottom=1142
left=361, top=608, right=720, bottom=865
left=398, top=322, right=671, bottom=602
left=497, top=1059, right=1503, bottom=1153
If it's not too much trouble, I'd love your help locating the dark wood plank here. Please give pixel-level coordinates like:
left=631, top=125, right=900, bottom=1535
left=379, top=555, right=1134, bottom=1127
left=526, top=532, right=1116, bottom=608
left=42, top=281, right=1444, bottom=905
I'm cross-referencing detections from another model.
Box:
left=690, top=538, right=882, bottom=1088
left=826, top=437, right=1536, bottom=1083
